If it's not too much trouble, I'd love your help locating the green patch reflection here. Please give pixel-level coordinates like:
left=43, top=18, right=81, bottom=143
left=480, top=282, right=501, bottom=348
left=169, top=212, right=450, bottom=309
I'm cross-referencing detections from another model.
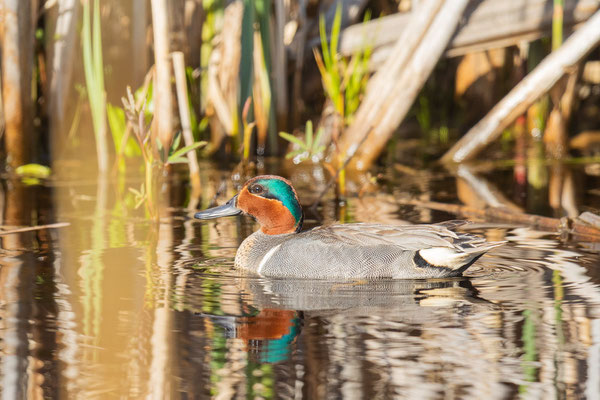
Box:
left=204, top=309, right=301, bottom=398
left=519, top=309, right=538, bottom=394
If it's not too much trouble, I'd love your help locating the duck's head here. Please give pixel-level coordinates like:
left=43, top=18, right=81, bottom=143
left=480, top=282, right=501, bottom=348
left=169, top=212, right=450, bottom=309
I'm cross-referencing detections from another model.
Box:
left=194, top=175, right=303, bottom=235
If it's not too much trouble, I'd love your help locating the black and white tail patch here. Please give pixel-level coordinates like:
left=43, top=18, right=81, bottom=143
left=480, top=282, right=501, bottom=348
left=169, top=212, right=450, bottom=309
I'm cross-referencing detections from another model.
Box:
left=415, top=247, right=484, bottom=272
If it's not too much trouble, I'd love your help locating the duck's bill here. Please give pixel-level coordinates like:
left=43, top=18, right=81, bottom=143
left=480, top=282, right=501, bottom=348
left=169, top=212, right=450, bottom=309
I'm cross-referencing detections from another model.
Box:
left=194, top=195, right=242, bottom=219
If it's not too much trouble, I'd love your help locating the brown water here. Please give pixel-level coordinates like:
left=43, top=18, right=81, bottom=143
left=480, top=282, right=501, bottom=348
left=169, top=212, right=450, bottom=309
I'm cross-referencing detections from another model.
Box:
left=1, top=161, right=600, bottom=399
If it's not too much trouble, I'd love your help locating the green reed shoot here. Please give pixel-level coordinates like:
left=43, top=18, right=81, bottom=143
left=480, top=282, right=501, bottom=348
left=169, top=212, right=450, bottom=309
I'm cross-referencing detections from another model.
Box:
left=240, top=0, right=255, bottom=124
left=313, top=5, right=371, bottom=198
left=121, top=87, right=206, bottom=220
left=342, top=10, right=371, bottom=122
left=107, top=103, right=141, bottom=172
left=254, top=0, right=277, bottom=152
left=315, top=2, right=343, bottom=117
left=415, top=95, right=450, bottom=145
left=238, top=0, right=276, bottom=156
left=242, top=97, right=256, bottom=162
left=82, top=0, right=109, bottom=172
left=314, top=5, right=372, bottom=124
left=518, top=309, right=539, bottom=393
left=552, top=0, right=564, bottom=50
left=184, top=66, right=202, bottom=140
left=279, top=121, right=325, bottom=162
left=156, top=132, right=206, bottom=164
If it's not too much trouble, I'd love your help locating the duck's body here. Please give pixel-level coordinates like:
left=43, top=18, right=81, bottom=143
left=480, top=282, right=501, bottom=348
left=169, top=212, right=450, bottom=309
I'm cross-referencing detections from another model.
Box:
left=195, top=175, right=503, bottom=279
left=236, top=222, right=498, bottom=279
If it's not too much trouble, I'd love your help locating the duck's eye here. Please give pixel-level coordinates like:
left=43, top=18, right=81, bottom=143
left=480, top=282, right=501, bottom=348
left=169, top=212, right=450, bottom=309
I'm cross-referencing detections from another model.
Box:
left=249, top=184, right=264, bottom=195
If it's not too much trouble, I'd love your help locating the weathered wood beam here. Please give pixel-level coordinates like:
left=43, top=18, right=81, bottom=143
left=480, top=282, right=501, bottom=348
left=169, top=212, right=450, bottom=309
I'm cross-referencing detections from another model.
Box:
left=338, top=0, right=468, bottom=171
left=442, top=9, right=600, bottom=163
left=339, top=0, right=599, bottom=61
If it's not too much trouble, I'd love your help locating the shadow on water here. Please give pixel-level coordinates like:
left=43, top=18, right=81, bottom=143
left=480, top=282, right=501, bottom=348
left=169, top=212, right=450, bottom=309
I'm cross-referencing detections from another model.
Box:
left=1, top=161, right=600, bottom=398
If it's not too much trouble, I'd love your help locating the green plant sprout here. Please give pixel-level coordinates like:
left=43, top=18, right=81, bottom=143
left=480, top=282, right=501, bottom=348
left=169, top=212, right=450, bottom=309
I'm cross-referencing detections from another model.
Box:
left=415, top=94, right=450, bottom=145
left=279, top=121, right=325, bottom=163
left=107, top=103, right=141, bottom=172
left=156, top=132, right=206, bottom=164
left=242, top=97, right=256, bottom=162
left=121, top=87, right=206, bottom=219
left=312, top=4, right=372, bottom=198
left=314, top=4, right=372, bottom=125
left=314, top=3, right=343, bottom=118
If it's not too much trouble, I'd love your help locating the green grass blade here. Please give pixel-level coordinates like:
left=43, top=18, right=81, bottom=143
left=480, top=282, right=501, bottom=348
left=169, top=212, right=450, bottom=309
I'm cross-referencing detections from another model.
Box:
left=330, top=2, right=342, bottom=64
left=82, top=1, right=94, bottom=100
left=168, top=141, right=207, bottom=162
left=239, top=0, right=255, bottom=129
left=92, top=0, right=104, bottom=95
left=552, top=0, right=564, bottom=50
left=171, top=131, right=182, bottom=153
left=313, top=127, right=325, bottom=154
left=107, top=103, right=126, bottom=153
left=279, top=131, right=306, bottom=149
left=319, top=14, right=332, bottom=72
left=305, top=120, right=313, bottom=148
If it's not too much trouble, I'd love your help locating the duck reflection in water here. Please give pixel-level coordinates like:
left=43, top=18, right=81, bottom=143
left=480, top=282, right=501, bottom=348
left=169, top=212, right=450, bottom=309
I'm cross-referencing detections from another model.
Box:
left=202, top=308, right=301, bottom=364
left=195, top=275, right=492, bottom=365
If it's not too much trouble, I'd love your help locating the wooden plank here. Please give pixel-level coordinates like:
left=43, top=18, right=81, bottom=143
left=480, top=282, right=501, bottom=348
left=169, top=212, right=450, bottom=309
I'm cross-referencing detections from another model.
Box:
left=338, top=0, right=599, bottom=60
left=442, top=10, right=600, bottom=163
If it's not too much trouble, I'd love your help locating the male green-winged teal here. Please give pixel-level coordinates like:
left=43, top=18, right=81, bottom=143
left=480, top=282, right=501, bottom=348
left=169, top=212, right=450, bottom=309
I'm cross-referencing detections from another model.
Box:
left=195, top=175, right=504, bottom=279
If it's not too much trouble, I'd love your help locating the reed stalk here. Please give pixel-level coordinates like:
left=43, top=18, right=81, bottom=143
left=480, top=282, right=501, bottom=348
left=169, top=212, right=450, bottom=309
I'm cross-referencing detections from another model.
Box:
left=242, top=98, right=256, bottom=162
left=252, top=30, right=272, bottom=154
left=2, top=0, right=34, bottom=168
left=172, top=51, right=202, bottom=199
left=200, top=0, right=224, bottom=112
left=82, top=0, right=109, bottom=173
left=552, top=0, right=564, bottom=51
left=237, top=0, right=276, bottom=157
left=239, top=0, right=255, bottom=124
left=255, top=0, right=277, bottom=153
left=150, top=0, right=174, bottom=153
left=313, top=4, right=372, bottom=197
left=272, top=0, right=288, bottom=132
left=48, top=0, right=79, bottom=134
left=132, top=0, right=148, bottom=85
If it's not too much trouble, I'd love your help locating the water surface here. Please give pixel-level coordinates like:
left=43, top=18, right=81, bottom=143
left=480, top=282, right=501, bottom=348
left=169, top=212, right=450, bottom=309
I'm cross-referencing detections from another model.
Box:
left=1, top=162, right=599, bottom=399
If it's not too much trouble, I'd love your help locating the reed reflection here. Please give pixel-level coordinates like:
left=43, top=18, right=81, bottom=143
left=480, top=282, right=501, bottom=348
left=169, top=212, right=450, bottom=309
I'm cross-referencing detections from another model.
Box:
left=183, top=216, right=600, bottom=399
left=0, top=180, right=60, bottom=398
left=1, top=171, right=599, bottom=398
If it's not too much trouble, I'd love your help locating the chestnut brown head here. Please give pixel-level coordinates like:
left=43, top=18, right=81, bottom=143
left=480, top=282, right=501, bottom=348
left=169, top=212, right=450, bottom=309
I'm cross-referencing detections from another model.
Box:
left=194, top=175, right=303, bottom=235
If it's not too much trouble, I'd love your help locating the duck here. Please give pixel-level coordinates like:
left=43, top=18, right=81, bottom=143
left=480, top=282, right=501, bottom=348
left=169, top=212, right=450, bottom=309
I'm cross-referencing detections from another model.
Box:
left=194, top=175, right=504, bottom=279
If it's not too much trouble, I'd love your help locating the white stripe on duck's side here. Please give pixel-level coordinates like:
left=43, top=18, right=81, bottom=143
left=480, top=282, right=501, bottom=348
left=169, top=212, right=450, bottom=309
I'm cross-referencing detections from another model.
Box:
left=418, top=247, right=475, bottom=269
left=257, top=243, right=282, bottom=275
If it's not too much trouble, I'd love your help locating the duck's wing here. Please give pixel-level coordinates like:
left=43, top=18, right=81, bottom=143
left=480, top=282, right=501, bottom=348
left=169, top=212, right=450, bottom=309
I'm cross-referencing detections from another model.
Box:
left=295, top=222, right=504, bottom=276
left=313, top=223, right=464, bottom=250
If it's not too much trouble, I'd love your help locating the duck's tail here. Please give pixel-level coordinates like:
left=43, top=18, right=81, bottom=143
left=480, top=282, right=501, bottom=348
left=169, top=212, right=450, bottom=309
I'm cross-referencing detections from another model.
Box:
left=416, top=239, right=505, bottom=273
